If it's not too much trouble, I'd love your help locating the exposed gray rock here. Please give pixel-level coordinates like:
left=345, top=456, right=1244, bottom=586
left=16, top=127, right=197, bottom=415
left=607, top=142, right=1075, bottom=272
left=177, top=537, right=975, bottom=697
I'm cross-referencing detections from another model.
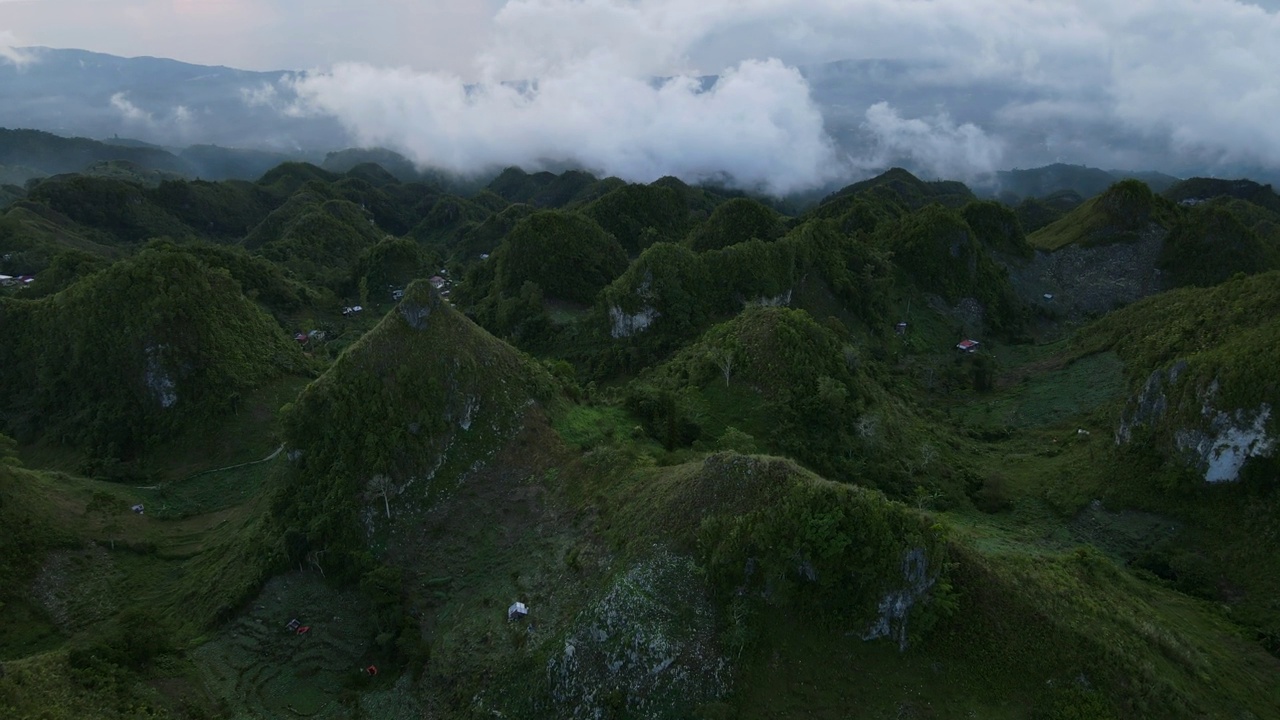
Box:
left=609, top=305, right=660, bottom=338
left=863, top=548, right=936, bottom=652
left=546, top=552, right=730, bottom=719
left=1117, top=365, right=1275, bottom=483
left=398, top=288, right=439, bottom=331
left=1003, top=223, right=1169, bottom=321
left=748, top=288, right=792, bottom=308
left=1176, top=401, right=1274, bottom=483
left=144, top=343, right=177, bottom=409
left=1116, top=361, right=1186, bottom=444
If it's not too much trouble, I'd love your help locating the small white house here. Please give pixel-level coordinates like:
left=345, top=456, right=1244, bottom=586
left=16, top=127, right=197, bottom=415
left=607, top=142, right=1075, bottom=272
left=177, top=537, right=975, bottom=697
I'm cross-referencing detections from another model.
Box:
left=508, top=602, right=528, bottom=621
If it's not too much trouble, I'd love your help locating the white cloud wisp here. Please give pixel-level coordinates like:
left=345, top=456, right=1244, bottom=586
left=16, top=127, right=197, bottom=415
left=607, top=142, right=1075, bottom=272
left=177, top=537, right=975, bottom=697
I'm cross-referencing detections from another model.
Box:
left=291, top=58, right=843, bottom=195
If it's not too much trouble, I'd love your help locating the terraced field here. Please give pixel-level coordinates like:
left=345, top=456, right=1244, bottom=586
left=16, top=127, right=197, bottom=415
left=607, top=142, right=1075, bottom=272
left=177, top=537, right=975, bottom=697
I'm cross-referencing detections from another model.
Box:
left=193, top=573, right=386, bottom=719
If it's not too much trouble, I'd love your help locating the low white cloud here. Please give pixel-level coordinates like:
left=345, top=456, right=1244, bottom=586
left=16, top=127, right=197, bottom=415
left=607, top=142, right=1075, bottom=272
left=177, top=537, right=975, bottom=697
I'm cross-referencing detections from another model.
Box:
left=239, top=79, right=312, bottom=117
left=239, top=82, right=281, bottom=109
left=283, top=0, right=1280, bottom=186
left=0, top=30, right=33, bottom=67
left=10, top=0, right=1280, bottom=181
left=291, top=58, right=842, bottom=195
left=110, top=92, right=153, bottom=123
left=856, top=103, right=1004, bottom=181
left=109, top=92, right=202, bottom=139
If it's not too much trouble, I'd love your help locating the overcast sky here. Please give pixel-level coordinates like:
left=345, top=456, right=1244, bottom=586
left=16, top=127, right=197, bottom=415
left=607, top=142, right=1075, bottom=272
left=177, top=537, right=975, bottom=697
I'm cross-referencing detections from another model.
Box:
left=4, top=0, right=1280, bottom=190
left=1, top=0, right=1276, bottom=75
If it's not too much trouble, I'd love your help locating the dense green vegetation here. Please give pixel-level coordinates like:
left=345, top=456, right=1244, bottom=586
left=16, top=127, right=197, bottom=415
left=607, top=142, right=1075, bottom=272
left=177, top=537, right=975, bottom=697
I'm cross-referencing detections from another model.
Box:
left=491, top=210, right=628, bottom=304
left=1030, top=179, right=1179, bottom=250
left=2, top=149, right=1278, bottom=720
left=1159, top=204, right=1278, bottom=287
left=0, top=247, right=309, bottom=463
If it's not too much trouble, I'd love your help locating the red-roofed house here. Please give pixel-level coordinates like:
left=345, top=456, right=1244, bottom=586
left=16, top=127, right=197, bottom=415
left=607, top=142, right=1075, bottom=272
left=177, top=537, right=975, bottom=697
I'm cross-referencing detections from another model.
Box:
left=956, top=339, right=980, bottom=353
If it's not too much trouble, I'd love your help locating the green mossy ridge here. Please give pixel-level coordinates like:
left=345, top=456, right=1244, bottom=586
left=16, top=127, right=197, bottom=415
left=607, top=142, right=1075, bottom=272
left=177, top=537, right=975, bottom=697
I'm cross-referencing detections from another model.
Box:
left=244, top=186, right=386, bottom=290
left=355, top=235, right=437, bottom=300
left=1077, top=270, right=1280, bottom=398
left=961, top=200, right=1033, bottom=258
left=1013, top=189, right=1086, bottom=234
left=1159, top=203, right=1280, bottom=288
left=1162, top=176, right=1280, bottom=214
left=1029, top=179, right=1177, bottom=251
left=596, top=218, right=892, bottom=358
left=875, top=204, right=1025, bottom=332
left=273, top=279, right=559, bottom=581
left=486, top=167, right=608, bottom=208
left=0, top=203, right=123, bottom=283
left=451, top=203, right=536, bottom=261
left=254, top=161, right=341, bottom=198
left=0, top=128, right=193, bottom=177
left=626, top=307, right=929, bottom=495
left=493, top=210, right=628, bottom=304
left=581, top=182, right=692, bottom=254
left=686, top=197, right=787, bottom=252
left=0, top=246, right=308, bottom=459
left=408, top=194, right=491, bottom=247
left=148, top=178, right=278, bottom=240
left=27, top=175, right=196, bottom=244
left=701, top=465, right=948, bottom=621
left=818, top=167, right=977, bottom=212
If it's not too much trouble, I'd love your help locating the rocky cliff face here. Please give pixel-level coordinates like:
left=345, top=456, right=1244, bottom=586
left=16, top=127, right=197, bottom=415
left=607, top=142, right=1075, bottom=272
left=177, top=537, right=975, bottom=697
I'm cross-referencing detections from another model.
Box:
left=1005, top=223, right=1169, bottom=320
left=609, top=304, right=660, bottom=338
left=862, top=547, right=938, bottom=651
left=1175, top=393, right=1274, bottom=484
left=1116, top=363, right=1276, bottom=483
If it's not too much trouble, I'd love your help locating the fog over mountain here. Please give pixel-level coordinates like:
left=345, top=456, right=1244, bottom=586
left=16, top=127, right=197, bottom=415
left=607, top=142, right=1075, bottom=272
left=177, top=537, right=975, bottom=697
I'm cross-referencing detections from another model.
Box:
left=3, top=0, right=1280, bottom=193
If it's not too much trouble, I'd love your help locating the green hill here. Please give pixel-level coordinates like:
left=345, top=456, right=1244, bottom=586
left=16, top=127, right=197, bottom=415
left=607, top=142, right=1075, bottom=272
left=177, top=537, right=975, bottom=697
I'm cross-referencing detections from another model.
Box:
left=26, top=175, right=196, bottom=244
left=0, top=202, right=123, bottom=280
left=491, top=210, right=627, bottom=304
left=1029, top=180, right=1177, bottom=251
left=995, top=163, right=1120, bottom=200
left=0, top=128, right=194, bottom=177
left=321, top=147, right=422, bottom=182
left=1163, top=177, right=1280, bottom=214
left=486, top=167, right=610, bottom=208
left=581, top=182, right=692, bottom=254
left=272, top=280, right=558, bottom=579
left=1013, top=189, right=1085, bottom=234
left=1159, top=204, right=1279, bottom=287
left=875, top=204, right=1025, bottom=332
left=244, top=186, right=385, bottom=290
left=0, top=247, right=308, bottom=460
left=686, top=197, right=788, bottom=252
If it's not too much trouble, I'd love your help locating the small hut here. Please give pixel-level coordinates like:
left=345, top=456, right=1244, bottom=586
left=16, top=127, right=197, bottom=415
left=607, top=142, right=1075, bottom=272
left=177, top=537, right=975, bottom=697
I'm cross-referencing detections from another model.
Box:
left=507, top=602, right=528, bottom=622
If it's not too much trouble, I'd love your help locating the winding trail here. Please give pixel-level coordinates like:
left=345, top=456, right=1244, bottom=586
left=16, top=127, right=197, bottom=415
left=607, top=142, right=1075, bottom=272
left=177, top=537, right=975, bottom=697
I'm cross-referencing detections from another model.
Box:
left=135, top=444, right=284, bottom=489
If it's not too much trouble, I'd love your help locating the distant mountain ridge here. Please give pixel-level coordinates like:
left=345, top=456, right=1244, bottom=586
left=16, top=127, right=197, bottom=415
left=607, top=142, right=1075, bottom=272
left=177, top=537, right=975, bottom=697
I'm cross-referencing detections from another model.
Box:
left=0, top=47, right=350, bottom=151
left=4, top=47, right=1278, bottom=189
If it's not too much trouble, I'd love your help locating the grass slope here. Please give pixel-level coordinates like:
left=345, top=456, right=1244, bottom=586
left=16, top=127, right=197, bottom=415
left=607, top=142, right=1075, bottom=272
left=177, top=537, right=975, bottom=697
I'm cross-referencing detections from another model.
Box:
left=1029, top=180, right=1176, bottom=251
